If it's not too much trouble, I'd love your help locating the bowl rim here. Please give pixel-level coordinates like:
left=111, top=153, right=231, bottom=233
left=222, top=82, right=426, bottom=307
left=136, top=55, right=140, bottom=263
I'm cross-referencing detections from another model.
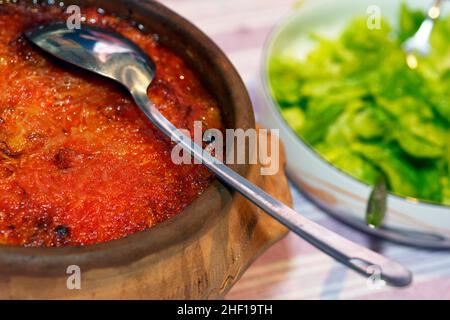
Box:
left=0, top=0, right=255, bottom=275
left=260, top=0, right=450, bottom=210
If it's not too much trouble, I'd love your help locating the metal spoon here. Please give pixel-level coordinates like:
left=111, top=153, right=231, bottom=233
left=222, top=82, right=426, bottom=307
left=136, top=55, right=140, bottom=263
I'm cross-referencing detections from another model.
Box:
left=403, top=0, right=443, bottom=69
left=25, top=23, right=412, bottom=287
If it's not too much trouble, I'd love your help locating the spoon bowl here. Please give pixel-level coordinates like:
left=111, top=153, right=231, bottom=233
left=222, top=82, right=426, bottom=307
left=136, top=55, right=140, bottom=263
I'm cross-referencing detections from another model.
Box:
left=26, top=23, right=155, bottom=93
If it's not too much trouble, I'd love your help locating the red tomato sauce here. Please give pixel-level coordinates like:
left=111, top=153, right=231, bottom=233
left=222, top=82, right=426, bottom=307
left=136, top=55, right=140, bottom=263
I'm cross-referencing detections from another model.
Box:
left=0, top=3, right=223, bottom=246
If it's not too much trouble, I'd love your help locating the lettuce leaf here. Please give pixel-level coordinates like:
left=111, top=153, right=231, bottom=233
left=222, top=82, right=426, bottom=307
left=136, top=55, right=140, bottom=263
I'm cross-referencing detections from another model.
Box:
left=269, top=4, right=450, bottom=204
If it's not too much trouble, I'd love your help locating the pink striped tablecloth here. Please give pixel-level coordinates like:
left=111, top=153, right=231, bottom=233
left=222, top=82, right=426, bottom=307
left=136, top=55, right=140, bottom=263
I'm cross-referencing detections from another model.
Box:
left=161, top=0, right=450, bottom=300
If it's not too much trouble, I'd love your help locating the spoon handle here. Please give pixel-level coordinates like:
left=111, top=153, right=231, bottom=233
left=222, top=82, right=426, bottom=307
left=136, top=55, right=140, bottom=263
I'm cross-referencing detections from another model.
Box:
left=402, top=0, right=444, bottom=56
left=132, top=92, right=412, bottom=287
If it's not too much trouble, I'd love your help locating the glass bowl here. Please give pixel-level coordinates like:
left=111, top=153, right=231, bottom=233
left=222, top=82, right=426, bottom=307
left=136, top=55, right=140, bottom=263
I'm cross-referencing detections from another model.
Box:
left=257, top=0, right=450, bottom=248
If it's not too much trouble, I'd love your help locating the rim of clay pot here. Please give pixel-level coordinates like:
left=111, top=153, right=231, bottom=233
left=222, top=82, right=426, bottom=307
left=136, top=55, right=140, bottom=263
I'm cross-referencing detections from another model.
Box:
left=0, top=0, right=255, bottom=276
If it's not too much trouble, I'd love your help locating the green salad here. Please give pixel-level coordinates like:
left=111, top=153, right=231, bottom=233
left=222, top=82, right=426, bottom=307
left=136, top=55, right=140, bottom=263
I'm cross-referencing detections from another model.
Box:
left=269, top=4, right=450, bottom=205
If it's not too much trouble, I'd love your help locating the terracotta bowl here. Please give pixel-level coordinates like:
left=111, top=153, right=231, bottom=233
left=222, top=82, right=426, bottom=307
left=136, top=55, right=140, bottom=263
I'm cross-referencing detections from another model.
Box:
left=0, top=0, right=259, bottom=298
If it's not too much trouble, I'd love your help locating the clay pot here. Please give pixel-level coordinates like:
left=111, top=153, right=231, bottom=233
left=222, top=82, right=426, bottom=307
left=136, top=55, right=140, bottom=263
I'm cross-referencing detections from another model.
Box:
left=0, top=0, right=289, bottom=299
